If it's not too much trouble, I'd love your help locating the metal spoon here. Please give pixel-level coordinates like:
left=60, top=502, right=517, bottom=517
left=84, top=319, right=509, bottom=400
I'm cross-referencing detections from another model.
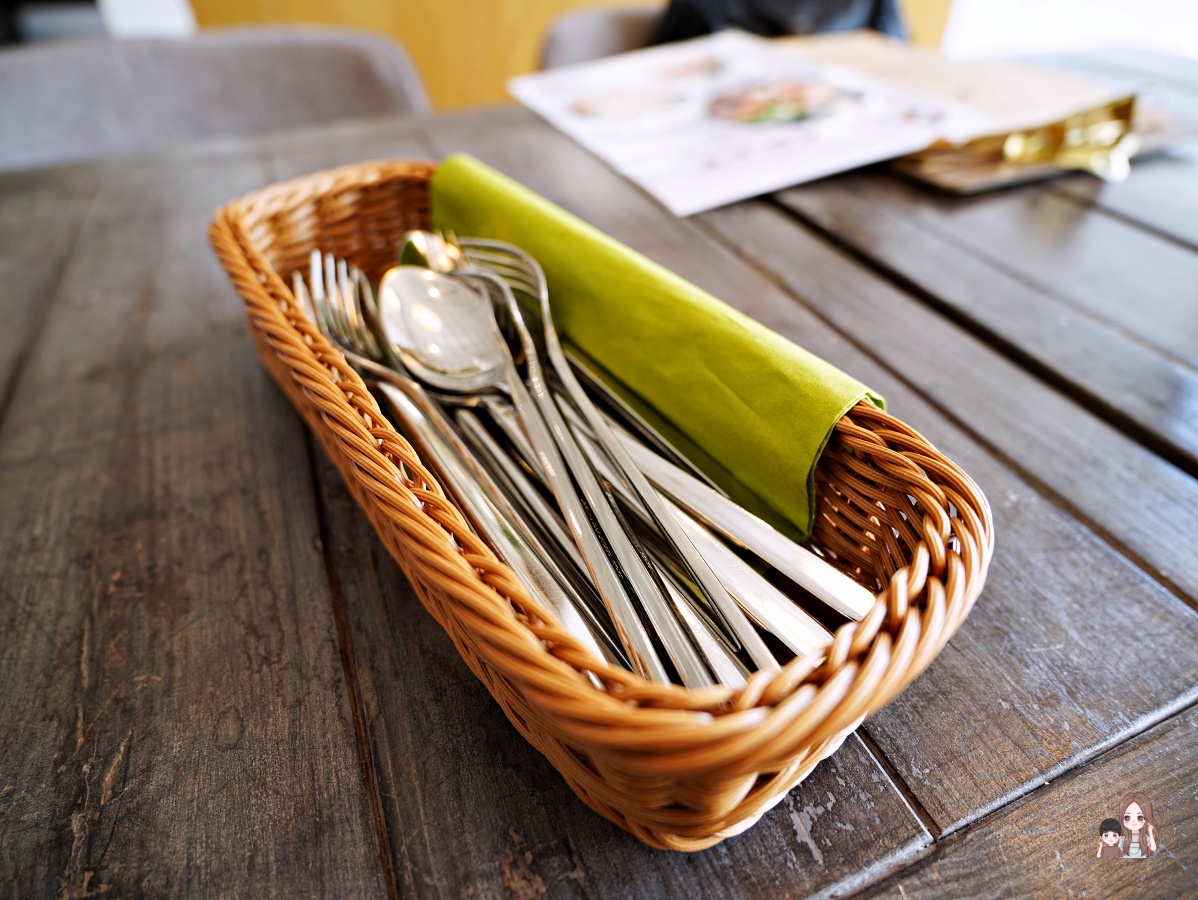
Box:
left=291, top=258, right=624, bottom=670
left=561, top=400, right=835, bottom=656
left=436, top=234, right=778, bottom=672
left=374, top=265, right=709, bottom=685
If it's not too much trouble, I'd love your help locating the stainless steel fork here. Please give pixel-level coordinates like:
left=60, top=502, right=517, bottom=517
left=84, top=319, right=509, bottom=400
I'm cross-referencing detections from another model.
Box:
left=455, top=238, right=781, bottom=670
left=458, top=241, right=874, bottom=624
left=292, top=253, right=628, bottom=670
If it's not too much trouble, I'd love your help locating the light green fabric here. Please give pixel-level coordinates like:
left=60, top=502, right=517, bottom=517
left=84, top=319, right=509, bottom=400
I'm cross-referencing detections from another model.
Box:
left=431, top=153, right=883, bottom=539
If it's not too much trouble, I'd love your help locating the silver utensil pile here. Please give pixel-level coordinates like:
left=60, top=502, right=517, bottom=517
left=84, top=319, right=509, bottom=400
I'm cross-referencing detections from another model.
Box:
left=293, top=233, right=874, bottom=688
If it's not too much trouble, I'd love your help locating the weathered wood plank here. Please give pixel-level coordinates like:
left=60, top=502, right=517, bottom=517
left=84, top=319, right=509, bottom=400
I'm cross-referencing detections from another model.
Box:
left=1052, top=146, right=1198, bottom=252
left=311, top=449, right=930, bottom=899
left=0, top=164, right=98, bottom=415
left=412, top=108, right=1198, bottom=837
left=0, top=150, right=387, bottom=896
left=263, top=113, right=439, bottom=181
left=3, top=72, right=1193, bottom=895
left=784, top=173, right=1198, bottom=372
left=858, top=703, right=1198, bottom=899
left=772, top=173, right=1198, bottom=474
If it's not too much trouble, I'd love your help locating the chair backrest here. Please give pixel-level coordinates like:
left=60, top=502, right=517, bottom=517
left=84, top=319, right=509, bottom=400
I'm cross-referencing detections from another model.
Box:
left=0, top=26, right=430, bottom=171
left=540, top=8, right=663, bottom=69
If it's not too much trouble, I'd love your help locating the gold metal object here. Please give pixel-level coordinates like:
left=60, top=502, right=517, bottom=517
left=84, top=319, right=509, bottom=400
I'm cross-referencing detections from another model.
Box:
left=1001, top=96, right=1139, bottom=182
left=903, top=95, right=1140, bottom=184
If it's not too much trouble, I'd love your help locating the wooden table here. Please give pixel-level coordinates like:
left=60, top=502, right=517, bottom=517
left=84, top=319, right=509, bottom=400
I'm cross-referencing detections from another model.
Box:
left=3, top=49, right=1197, bottom=899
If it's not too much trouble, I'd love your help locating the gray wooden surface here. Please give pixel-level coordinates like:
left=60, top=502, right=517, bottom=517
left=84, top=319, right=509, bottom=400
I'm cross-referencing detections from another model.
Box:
left=0, top=151, right=387, bottom=897
left=1, top=51, right=1196, bottom=899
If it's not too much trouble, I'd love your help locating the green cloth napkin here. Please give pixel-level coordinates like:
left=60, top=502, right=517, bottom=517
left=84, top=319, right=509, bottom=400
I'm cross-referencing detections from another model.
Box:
left=431, top=153, right=883, bottom=539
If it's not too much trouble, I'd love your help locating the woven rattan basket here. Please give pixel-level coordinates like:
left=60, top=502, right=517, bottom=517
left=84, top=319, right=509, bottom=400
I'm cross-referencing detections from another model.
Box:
left=209, top=159, right=994, bottom=851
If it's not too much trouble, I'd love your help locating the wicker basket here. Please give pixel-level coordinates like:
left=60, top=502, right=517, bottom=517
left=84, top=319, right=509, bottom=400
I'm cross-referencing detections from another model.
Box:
left=209, top=159, right=994, bottom=851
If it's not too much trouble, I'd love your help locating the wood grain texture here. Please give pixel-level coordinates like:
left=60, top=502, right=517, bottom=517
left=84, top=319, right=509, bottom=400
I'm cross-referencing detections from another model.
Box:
left=0, top=151, right=387, bottom=897
left=5, top=74, right=1196, bottom=895
left=408, top=107, right=1198, bottom=837
left=1052, top=145, right=1198, bottom=252
left=859, top=702, right=1198, bottom=899
left=0, top=164, right=97, bottom=417
left=311, top=448, right=929, bottom=900
left=263, top=112, right=439, bottom=181
left=773, top=173, right=1198, bottom=474
left=784, top=173, right=1198, bottom=372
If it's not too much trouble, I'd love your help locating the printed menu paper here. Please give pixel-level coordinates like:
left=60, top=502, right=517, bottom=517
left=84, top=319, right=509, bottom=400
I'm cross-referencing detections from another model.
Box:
left=509, top=30, right=991, bottom=216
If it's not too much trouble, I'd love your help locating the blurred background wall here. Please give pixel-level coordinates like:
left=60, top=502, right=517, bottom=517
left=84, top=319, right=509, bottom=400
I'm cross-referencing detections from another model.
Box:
left=14, top=1, right=1194, bottom=113
left=186, top=0, right=955, bottom=111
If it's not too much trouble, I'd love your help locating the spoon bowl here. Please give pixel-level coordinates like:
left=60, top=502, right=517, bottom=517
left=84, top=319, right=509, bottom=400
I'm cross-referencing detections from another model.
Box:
left=424, top=232, right=779, bottom=673
left=378, top=266, right=508, bottom=394
left=377, top=257, right=687, bottom=684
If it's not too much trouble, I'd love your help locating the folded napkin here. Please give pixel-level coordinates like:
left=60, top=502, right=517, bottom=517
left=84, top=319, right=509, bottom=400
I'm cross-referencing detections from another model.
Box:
left=431, top=153, right=882, bottom=539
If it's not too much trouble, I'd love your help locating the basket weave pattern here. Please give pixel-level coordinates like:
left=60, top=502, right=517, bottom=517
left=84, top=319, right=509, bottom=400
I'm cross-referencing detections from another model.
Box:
left=209, top=160, right=994, bottom=851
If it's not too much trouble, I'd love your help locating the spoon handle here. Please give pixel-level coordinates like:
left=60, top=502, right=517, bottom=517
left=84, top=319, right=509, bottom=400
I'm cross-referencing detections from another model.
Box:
left=613, top=424, right=876, bottom=622
left=563, top=347, right=722, bottom=493
left=500, top=358, right=685, bottom=684
left=493, top=396, right=836, bottom=655
left=553, top=352, right=780, bottom=672
left=567, top=412, right=833, bottom=657
left=369, top=379, right=625, bottom=668
left=471, top=268, right=720, bottom=687
left=481, top=244, right=776, bottom=672
left=458, top=241, right=776, bottom=671
left=455, top=406, right=608, bottom=625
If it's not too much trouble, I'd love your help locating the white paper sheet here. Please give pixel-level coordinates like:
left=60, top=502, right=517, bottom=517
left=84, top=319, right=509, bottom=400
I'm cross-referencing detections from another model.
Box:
left=509, top=31, right=992, bottom=216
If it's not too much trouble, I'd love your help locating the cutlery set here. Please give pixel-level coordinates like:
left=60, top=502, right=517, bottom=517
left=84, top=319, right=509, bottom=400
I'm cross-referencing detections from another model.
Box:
left=293, top=233, right=875, bottom=689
